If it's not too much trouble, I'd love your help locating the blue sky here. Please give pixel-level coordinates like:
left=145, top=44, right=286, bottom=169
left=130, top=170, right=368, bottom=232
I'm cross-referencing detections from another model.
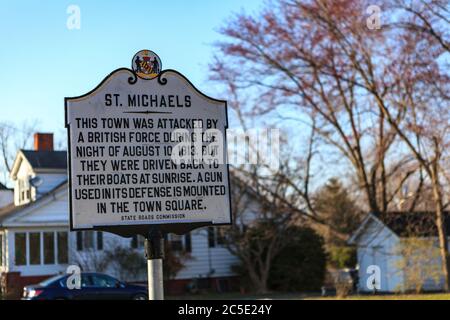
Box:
left=0, top=0, right=264, bottom=138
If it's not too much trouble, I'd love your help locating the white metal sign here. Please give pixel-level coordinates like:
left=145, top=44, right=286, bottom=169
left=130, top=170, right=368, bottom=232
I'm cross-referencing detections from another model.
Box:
left=65, top=51, right=231, bottom=232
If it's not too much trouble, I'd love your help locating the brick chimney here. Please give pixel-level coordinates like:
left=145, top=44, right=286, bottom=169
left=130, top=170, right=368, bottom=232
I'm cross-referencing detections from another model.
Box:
left=34, top=133, right=54, bottom=151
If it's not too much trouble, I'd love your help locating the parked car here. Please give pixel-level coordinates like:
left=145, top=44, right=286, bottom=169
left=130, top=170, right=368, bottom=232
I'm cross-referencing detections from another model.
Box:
left=22, top=272, right=148, bottom=300
left=322, top=268, right=358, bottom=296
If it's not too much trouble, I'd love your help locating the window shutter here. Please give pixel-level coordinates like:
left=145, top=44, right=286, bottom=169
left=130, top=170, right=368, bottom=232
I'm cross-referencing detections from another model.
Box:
left=57, top=232, right=69, bottom=264
left=131, top=235, right=137, bottom=249
left=76, top=232, right=83, bottom=251
left=208, top=227, right=215, bottom=248
left=97, top=232, right=103, bottom=250
left=185, top=233, right=192, bottom=252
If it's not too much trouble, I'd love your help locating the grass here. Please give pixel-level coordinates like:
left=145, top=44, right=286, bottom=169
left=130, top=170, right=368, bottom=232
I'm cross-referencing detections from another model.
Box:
left=313, top=293, right=450, bottom=300
left=167, top=291, right=450, bottom=300
left=167, top=292, right=318, bottom=300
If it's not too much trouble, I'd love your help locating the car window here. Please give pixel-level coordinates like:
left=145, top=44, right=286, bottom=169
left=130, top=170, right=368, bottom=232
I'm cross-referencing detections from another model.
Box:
left=81, top=274, right=95, bottom=288
left=39, top=274, right=65, bottom=287
left=57, top=274, right=92, bottom=288
left=58, top=278, right=69, bottom=288
left=91, top=274, right=118, bottom=288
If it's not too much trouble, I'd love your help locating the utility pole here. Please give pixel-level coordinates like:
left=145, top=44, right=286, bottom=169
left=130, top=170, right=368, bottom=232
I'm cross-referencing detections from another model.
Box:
left=145, top=230, right=164, bottom=300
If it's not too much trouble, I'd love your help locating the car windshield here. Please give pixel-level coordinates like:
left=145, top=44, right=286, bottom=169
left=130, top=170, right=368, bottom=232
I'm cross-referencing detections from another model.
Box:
left=39, top=274, right=65, bottom=287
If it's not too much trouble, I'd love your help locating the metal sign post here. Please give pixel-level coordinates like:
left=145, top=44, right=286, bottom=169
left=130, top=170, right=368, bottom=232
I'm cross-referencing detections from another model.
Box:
left=145, top=230, right=164, bottom=300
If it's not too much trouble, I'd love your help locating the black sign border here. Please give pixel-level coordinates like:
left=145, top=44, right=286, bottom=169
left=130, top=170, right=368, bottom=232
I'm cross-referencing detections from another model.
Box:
left=64, top=67, right=232, bottom=237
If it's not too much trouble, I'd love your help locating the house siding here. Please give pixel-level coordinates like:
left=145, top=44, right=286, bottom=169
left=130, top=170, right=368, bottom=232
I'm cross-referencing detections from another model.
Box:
left=355, top=218, right=404, bottom=292
left=354, top=215, right=447, bottom=293
left=68, top=227, right=238, bottom=282
left=176, top=228, right=238, bottom=280
left=1, top=149, right=246, bottom=298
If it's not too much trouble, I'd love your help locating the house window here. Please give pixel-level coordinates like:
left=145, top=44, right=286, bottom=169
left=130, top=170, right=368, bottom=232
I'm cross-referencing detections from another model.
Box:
left=131, top=235, right=145, bottom=249
left=165, top=234, right=191, bottom=252
left=57, top=232, right=68, bottom=264
left=18, top=180, right=23, bottom=202
left=44, top=232, right=55, bottom=264
left=130, top=234, right=191, bottom=252
left=29, top=232, right=41, bottom=265
left=77, top=231, right=101, bottom=251
left=208, top=227, right=226, bottom=248
left=19, top=180, right=25, bottom=202
left=84, top=232, right=94, bottom=250
left=170, top=234, right=183, bottom=252
left=18, top=179, right=31, bottom=203
left=15, top=233, right=26, bottom=266
left=15, top=231, right=68, bottom=266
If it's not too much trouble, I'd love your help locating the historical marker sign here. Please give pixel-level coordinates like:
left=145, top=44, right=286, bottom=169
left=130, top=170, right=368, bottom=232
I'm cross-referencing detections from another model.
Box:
left=65, top=50, right=231, bottom=235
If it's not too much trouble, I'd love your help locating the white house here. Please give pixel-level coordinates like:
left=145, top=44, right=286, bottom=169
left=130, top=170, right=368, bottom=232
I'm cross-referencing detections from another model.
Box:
left=349, top=211, right=448, bottom=293
left=0, top=133, right=240, bottom=298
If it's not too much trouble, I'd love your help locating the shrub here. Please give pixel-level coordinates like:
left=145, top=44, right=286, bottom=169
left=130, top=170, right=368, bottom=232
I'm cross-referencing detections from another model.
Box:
left=104, top=246, right=147, bottom=281
left=163, top=240, right=191, bottom=280
left=328, top=245, right=357, bottom=269
left=268, top=226, right=327, bottom=292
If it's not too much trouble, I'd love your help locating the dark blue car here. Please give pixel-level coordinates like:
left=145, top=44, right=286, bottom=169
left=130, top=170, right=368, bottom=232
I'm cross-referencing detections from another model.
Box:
left=22, top=272, right=148, bottom=300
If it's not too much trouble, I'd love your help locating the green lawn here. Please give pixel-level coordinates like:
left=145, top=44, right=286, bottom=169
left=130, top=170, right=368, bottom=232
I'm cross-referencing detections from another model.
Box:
left=167, top=292, right=317, bottom=300
left=313, top=293, right=450, bottom=300
left=168, top=292, right=450, bottom=300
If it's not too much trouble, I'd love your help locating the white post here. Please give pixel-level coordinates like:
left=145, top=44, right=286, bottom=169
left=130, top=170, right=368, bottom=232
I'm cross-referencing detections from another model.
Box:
left=145, top=231, right=164, bottom=300
left=147, top=259, right=164, bottom=300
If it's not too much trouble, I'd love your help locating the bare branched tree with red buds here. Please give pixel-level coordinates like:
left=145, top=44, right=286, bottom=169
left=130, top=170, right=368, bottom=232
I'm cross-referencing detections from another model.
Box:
left=212, top=0, right=450, bottom=290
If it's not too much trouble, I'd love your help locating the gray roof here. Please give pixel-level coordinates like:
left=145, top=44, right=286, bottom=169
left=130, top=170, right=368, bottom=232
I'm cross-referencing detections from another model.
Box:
left=0, top=203, right=22, bottom=226
left=0, top=180, right=68, bottom=226
left=377, top=211, right=450, bottom=237
left=21, top=150, right=67, bottom=170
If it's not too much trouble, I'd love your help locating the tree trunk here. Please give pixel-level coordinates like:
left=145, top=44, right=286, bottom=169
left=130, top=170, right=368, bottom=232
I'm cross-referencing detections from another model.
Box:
left=245, top=259, right=269, bottom=294
left=433, top=183, right=450, bottom=292
left=254, top=279, right=269, bottom=294
left=431, top=138, right=449, bottom=292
